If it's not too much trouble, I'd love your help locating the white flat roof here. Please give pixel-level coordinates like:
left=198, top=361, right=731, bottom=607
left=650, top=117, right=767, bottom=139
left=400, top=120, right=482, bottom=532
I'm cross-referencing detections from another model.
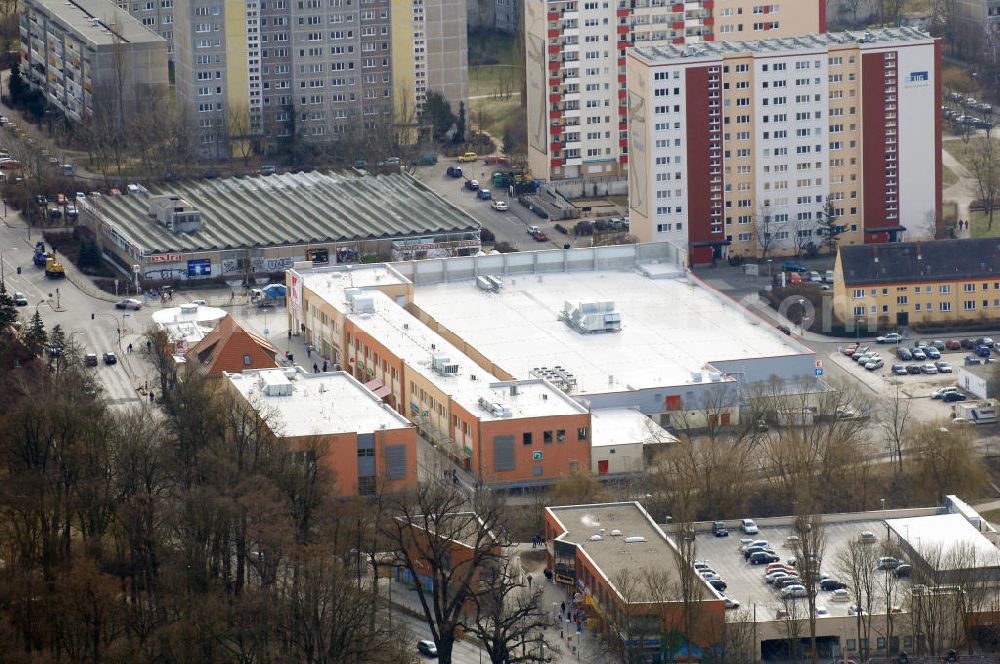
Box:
left=590, top=408, right=676, bottom=448
left=350, top=292, right=585, bottom=420
left=411, top=269, right=805, bottom=394
left=152, top=303, right=228, bottom=326
left=887, top=514, right=1000, bottom=570
left=226, top=367, right=412, bottom=437
left=300, top=264, right=409, bottom=303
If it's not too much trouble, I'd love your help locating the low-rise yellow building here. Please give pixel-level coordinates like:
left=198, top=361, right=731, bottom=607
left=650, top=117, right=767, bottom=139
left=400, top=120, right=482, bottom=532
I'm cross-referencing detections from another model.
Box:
left=833, top=239, right=1000, bottom=330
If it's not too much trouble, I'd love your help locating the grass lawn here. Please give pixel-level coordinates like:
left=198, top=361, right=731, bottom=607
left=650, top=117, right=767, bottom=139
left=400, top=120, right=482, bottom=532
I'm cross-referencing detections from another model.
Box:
left=943, top=137, right=1000, bottom=174
left=469, top=66, right=521, bottom=98
left=978, top=508, right=1000, bottom=526
left=469, top=97, right=521, bottom=141
left=942, top=163, right=959, bottom=187
left=969, top=210, right=1000, bottom=237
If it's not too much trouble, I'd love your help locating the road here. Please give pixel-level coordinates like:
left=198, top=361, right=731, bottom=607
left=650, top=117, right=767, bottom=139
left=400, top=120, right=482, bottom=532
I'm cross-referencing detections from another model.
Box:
left=410, top=164, right=578, bottom=251
left=390, top=609, right=490, bottom=664
left=1, top=213, right=155, bottom=408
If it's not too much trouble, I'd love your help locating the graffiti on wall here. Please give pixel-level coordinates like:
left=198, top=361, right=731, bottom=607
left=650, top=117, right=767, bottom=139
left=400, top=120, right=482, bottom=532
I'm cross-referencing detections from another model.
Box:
left=221, top=256, right=295, bottom=275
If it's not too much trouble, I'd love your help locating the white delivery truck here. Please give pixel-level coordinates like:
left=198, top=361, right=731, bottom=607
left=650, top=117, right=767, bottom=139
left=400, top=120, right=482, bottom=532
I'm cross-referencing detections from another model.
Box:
left=954, top=399, right=999, bottom=425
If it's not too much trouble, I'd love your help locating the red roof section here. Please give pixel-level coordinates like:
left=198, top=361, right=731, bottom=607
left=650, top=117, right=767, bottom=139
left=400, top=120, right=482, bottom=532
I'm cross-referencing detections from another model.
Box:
left=185, top=314, right=279, bottom=377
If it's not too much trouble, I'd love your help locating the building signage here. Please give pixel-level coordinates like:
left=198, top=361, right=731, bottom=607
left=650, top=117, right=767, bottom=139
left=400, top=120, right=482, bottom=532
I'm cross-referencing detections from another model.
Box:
left=392, top=239, right=480, bottom=252
left=908, top=71, right=928, bottom=83
left=187, top=258, right=212, bottom=277
left=151, top=253, right=183, bottom=263
left=532, top=451, right=543, bottom=461
left=289, top=269, right=303, bottom=315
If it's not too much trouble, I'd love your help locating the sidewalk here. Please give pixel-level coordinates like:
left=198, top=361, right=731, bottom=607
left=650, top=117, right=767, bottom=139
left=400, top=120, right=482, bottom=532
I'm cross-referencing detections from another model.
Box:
left=385, top=546, right=614, bottom=664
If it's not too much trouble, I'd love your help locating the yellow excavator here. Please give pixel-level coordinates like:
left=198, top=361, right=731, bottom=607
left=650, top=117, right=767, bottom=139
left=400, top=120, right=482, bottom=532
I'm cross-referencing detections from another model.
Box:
left=44, top=255, right=65, bottom=279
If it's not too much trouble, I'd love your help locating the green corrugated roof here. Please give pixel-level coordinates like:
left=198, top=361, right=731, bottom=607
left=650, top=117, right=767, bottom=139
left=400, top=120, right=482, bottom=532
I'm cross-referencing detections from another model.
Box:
left=91, top=171, right=480, bottom=254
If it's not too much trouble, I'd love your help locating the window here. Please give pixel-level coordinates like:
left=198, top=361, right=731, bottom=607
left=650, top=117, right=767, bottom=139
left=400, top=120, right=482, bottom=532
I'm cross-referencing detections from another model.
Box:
left=557, top=429, right=566, bottom=443
left=523, top=432, right=532, bottom=446
left=243, top=354, right=251, bottom=366
left=543, top=430, right=553, bottom=444
left=940, top=302, right=952, bottom=312
left=965, top=301, right=977, bottom=310
left=940, top=284, right=951, bottom=294
left=965, top=283, right=976, bottom=292
left=896, top=296, right=907, bottom=305
left=578, top=427, right=588, bottom=441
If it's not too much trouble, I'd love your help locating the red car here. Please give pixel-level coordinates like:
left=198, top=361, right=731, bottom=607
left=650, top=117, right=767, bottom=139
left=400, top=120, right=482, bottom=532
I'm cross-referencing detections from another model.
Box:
left=484, top=155, right=509, bottom=165
left=788, top=272, right=802, bottom=284
left=531, top=230, right=549, bottom=242
left=946, top=339, right=962, bottom=350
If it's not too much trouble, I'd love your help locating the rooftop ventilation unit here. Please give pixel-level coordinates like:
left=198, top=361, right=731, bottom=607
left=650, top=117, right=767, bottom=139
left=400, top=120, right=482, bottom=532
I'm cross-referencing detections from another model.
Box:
left=476, top=275, right=503, bottom=292
left=624, top=536, right=647, bottom=543
left=561, top=300, right=621, bottom=334
left=257, top=370, right=292, bottom=396
left=431, top=352, right=459, bottom=375
left=148, top=195, right=203, bottom=233
left=345, top=289, right=375, bottom=314
left=477, top=397, right=512, bottom=418
left=530, top=366, right=577, bottom=392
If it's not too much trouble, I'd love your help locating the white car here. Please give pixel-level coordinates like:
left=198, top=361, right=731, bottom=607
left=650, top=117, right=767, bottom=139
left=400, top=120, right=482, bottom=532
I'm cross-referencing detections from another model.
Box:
left=931, top=387, right=960, bottom=399
left=740, top=519, right=759, bottom=535
left=190, top=299, right=207, bottom=306
left=830, top=589, right=850, bottom=602
left=814, top=606, right=829, bottom=617
left=491, top=200, right=509, bottom=211
left=780, top=584, right=808, bottom=598
left=723, top=597, right=740, bottom=610
left=807, top=271, right=822, bottom=282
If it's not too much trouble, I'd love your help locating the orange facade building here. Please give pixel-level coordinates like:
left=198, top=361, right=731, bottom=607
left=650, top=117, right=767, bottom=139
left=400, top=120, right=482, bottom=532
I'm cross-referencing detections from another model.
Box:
left=225, top=366, right=418, bottom=497
left=289, top=264, right=592, bottom=491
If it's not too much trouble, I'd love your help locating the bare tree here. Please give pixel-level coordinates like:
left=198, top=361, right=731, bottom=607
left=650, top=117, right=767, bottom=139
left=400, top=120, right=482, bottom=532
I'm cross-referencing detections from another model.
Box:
left=837, top=539, right=879, bottom=661
left=791, top=512, right=825, bottom=664
left=967, top=136, right=1000, bottom=230
left=465, top=554, right=553, bottom=664
left=755, top=203, right=777, bottom=262
left=381, top=483, right=508, bottom=664
left=880, top=383, right=911, bottom=480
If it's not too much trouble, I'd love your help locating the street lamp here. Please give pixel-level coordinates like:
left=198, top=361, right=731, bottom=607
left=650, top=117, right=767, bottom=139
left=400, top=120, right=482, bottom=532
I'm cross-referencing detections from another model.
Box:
left=0, top=247, right=15, bottom=291
left=797, top=298, right=806, bottom=335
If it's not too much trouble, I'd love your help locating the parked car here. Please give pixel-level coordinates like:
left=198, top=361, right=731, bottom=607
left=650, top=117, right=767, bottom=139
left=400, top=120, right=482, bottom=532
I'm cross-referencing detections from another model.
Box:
left=477, top=188, right=492, bottom=200
left=925, top=347, right=941, bottom=360
left=961, top=338, right=978, bottom=349
left=713, top=522, right=729, bottom=537
left=877, top=557, right=900, bottom=570
left=895, top=564, right=912, bottom=578
left=788, top=272, right=803, bottom=284
left=464, top=179, right=480, bottom=191
left=807, top=270, right=822, bottom=283
left=824, top=270, right=835, bottom=283
left=418, top=640, right=438, bottom=657
left=896, top=347, right=912, bottom=361
left=750, top=551, right=780, bottom=565
left=780, top=584, right=808, bottom=599
left=946, top=339, right=962, bottom=350
left=877, top=332, right=903, bottom=344
left=744, top=545, right=772, bottom=560
left=115, top=298, right=142, bottom=310
left=84, top=353, right=98, bottom=367
left=742, top=539, right=769, bottom=552
left=830, top=588, right=851, bottom=602
left=978, top=337, right=995, bottom=347
left=457, top=152, right=478, bottom=163
left=776, top=324, right=791, bottom=335
left=931, top=340, right=946, bottom=350
left=724, top=597, right=740, bottom=610
left=935, top=361, right=953, bottom=373
left=782, top=261, right=808, bottom=272
left=911, top=348, right=926, bottom=361
left=932, top=387, right=961, bottom=399
left=977, top=345, right=992, bottom=358
left=860, top=531, right=877, bottom=544
left=531, top=230, right=549, bottom=242
left=865, top=359, right=884, bottom=371
left=891, top=364, right=907, bottom=376
left=446, top=165, right=463, bottom=178
left=820, top=578, right=847, bottom=591
left=920, top=364, right=939, bottom=374
left=775, top=576, right=804, bottom=589
left=740, top=519, right=759, bottom=535
left=491, top=200, right=509, bottom=211
left=708, top=579, right=727, bottom=592
left=906, top=364, right=922, bottom=374
left=13, top=292, right=27, bottom=306
left=102, top=352, right=118, bottom=365
left=766, top=571, right=791, bottom=585
left=943, top=392, right=967, bottom=403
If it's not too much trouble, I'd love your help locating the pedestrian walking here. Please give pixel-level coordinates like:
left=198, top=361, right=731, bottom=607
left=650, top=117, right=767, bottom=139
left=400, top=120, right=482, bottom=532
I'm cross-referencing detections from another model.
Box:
left=149, top=391, right=155, bottom=403
left=560, top=601, right=566, bottom=615
left=527, top=574, right=533, bottom=589
left=307, top=346, right=312, bottom=358
left=322, top=360, right=328, bottom=372
left=313, top=362, right=319, bottom=373
left=288, top=329, right=292, bottom=340
left=146, top=340, right=151, bottom=351
left=127, top=343, right=133, bottom=353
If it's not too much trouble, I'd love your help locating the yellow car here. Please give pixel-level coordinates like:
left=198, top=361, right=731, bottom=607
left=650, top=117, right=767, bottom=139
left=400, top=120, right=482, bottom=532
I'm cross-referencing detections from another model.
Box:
left=457, top=152, right=478, bottom=163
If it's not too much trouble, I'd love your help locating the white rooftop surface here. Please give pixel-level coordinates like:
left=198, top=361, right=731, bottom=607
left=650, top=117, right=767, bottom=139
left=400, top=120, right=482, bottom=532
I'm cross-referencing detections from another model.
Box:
left=300, top=264, right=409, bottom=302
left=411, top=270, right=805, bottom=393
left=152, top=304, right=228, bottom=326
left=887, top=514, right=1000, bottom=570
left=323, top=285, right=587, bottom=420
left=590, top=408, right=677, bottom=448
left=226, top=368, right=412, bottom=437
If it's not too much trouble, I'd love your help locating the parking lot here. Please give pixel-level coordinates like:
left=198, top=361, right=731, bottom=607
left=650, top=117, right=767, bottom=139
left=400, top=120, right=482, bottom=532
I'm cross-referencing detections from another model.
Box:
left=687, top=518, right=911, bottom=623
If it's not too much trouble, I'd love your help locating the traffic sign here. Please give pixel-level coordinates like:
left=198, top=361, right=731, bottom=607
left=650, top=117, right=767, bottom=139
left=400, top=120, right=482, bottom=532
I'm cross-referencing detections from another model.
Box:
left=815, top=368, right=824, bottom=376
left=815, top=359, right=823, bottom=368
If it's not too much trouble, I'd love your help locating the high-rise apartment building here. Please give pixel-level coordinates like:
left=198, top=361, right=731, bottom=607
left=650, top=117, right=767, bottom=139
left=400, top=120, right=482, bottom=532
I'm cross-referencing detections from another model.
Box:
left=173, top=0, right=466, bottom=159
left=20, top=0, right=169, bottom=124
left=114, top=0, right=174, bottom=58
left=525, top=0, right=826, bottom=182
left=626, top=28, right=940, bottom=265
